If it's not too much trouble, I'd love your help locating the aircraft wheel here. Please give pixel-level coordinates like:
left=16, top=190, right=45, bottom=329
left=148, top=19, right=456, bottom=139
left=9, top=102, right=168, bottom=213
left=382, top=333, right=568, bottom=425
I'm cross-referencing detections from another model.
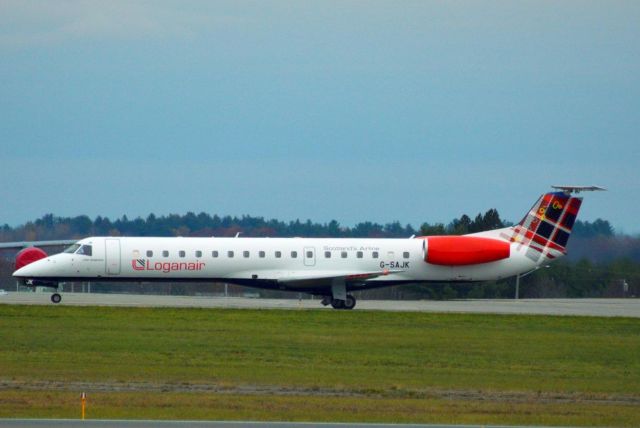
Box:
left=51, top=293, right=62, bottom=304
left=344, top=295, right=356, bottom=310
left=330, top=299, right=345, bottom=310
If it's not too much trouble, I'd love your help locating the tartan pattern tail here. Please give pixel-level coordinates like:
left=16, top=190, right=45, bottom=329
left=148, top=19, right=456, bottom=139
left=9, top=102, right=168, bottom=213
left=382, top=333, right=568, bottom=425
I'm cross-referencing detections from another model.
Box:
left=501, top=192, right=582, bottom=262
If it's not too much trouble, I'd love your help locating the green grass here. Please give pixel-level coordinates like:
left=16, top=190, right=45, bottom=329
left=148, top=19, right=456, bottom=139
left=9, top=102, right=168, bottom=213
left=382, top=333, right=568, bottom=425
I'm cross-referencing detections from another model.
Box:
left=0, top=305, right=639, bottom=425
left=2, top=390, right=639, bottom=427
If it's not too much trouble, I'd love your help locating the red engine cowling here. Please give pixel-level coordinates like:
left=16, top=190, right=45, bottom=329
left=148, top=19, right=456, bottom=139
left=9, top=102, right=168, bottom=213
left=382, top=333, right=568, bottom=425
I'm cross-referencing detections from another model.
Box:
left=15, top=247, right=48, bottom=270
left=424, top=236, right=510, bottom=266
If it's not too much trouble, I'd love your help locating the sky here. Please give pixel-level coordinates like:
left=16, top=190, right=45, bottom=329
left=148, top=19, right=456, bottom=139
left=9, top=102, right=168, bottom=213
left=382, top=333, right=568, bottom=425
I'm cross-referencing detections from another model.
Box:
left=1, top=1, right=639, bottom=233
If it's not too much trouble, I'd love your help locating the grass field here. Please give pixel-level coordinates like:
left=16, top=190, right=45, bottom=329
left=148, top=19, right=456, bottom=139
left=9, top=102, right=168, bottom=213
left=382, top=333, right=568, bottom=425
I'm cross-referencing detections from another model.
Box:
left=0, top=305, right=639, bottom=426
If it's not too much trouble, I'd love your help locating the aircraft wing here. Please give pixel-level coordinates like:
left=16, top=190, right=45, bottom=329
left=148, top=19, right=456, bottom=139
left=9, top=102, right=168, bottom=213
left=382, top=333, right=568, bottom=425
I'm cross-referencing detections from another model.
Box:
left=275, top=269, right=404, bottom=289
left=0, top=240, right=77, bottom=250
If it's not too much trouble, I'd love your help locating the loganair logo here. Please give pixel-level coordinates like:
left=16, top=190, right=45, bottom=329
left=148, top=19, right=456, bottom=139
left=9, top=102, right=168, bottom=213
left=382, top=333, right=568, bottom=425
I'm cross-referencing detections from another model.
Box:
left=131, top=259, right=205, bottom=273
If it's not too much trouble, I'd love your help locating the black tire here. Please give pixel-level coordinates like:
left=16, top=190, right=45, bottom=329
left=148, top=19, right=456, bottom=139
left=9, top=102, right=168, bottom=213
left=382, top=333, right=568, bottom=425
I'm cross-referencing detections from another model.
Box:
left=344, top=295, right=356, bottom=310
left=51, top=293, right=62, bottom=304
left=330, top=299, right=345, bottom=309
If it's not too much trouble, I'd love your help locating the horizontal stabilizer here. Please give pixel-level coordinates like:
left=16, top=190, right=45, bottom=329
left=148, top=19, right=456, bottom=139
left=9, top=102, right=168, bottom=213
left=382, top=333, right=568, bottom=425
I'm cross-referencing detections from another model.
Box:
left=551, top=185, right=606, bottom=194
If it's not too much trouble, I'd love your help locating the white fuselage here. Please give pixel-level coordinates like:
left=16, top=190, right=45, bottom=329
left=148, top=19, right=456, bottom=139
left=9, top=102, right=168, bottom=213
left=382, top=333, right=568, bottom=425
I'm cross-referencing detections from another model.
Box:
left=14, top=236, right=541, bottom=294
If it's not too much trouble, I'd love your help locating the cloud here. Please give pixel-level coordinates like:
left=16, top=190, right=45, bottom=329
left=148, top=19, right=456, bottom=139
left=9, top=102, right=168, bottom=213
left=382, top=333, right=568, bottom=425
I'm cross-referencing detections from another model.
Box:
left=0, top=0, right=228, bottom=48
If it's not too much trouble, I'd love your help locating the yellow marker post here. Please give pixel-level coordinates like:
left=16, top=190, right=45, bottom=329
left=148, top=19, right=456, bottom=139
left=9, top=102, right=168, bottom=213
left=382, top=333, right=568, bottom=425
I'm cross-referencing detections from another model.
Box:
left=81, top=392, right=86, bottom=420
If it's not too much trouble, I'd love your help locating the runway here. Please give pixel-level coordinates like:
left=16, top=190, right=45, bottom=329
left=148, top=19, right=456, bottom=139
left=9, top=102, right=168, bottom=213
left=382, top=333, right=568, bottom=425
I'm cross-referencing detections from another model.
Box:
left=0, top=292, right=637, bottom=317
left=0, top=420, right=562, bottom=428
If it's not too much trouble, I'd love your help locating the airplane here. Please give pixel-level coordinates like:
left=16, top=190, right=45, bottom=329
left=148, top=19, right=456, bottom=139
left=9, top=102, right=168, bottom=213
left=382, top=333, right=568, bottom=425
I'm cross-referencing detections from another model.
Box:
left=8, top=185, right=604, bottom=309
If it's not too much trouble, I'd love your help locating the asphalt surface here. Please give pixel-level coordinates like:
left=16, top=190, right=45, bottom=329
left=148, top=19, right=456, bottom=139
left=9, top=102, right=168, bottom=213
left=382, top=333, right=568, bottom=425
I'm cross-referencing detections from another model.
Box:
left=0, top=421, right=561, bottom=428
left=0, top=291, right=638, bottom=317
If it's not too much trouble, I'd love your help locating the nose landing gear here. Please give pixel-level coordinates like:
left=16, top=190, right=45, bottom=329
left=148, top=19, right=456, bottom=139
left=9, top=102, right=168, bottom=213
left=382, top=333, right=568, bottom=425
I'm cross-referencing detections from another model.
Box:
left=23, top=279, right=62, bottom=304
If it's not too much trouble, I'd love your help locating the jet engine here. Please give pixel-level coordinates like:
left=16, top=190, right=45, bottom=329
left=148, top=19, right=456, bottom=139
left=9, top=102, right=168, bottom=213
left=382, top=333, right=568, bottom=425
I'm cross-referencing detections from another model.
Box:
left=425, top=236, right=510, bottom=266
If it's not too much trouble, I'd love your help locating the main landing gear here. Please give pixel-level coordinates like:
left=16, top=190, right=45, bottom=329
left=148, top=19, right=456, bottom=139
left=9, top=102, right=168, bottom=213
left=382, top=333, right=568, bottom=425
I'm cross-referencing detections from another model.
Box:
left=322, top=278, right=357, bottom=310
left=321, top=294, right=356, bottom=310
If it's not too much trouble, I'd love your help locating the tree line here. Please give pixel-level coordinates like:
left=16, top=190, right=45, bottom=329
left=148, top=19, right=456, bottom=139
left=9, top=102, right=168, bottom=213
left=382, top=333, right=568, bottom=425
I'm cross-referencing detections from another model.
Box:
left=0, top=209, right=615, bottom=241
left=1, top=210, right=637, bottom=300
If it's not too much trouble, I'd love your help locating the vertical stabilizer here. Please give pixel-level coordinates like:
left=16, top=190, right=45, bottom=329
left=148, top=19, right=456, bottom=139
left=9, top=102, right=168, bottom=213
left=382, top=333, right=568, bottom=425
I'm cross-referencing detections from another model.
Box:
left=502, top=191, right=583, bottom=262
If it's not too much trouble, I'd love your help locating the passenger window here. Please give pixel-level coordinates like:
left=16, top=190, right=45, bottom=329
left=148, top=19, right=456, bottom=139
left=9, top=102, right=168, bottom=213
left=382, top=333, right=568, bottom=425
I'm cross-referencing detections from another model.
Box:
left=275, top=251, right=282, bottom=258
left=341, top=251, right=347, bottom=258
left=243, top=251, right=250, bottom=258
left=259, top=251, right=265, bottom=258
left=291, top=251, right=297, bottom=258
left=306, top=251, right=313, bottom=258
left=146, top=250, right=153, bottom=257
left=324, top=251, right=331, bottom=258
left=372, top=251, right=379, bottom=259
left=195, top=250, right=202, bottom=258
left=162, top=250, right=169, bottom=258
left=228, top=251, right=234, bottom=258
left=356, top=251, right=363, bottom=258
left=179, top=250, right=186, bottom=258
left=212, top=251, right=219, bottom=258
left=403, top=251, right=410, bottom=259
left=133, top=250, right=140, bottom=258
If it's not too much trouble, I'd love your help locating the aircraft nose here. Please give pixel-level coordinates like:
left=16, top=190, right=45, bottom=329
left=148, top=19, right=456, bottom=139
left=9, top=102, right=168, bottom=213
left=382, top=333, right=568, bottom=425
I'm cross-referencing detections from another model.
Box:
left=13, top=263, right=36, bottom=278
left=13, top=258, right=52, bottom=278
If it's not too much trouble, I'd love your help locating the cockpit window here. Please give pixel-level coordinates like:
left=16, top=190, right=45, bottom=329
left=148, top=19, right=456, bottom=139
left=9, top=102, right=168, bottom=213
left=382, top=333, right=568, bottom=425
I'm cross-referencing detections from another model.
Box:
left=64, top=244, right=81, bottom=254
left=76, top=245, right=92, bottom=256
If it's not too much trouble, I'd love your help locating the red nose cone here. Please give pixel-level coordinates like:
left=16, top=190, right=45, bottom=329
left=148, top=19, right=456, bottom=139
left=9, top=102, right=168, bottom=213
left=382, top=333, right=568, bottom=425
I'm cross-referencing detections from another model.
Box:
left=425, top=236, right=510, bottom=266
left=15, top=247, right=48, bottom=270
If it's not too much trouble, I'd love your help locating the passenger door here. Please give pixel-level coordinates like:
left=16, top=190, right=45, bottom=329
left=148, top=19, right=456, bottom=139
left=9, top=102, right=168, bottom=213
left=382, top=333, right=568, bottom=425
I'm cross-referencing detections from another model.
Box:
left=105, top=238, right=121, bottom=275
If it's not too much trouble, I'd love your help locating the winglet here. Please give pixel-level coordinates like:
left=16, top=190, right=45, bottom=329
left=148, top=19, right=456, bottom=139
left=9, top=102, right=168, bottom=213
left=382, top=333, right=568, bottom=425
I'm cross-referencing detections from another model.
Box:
left=551, top=185, right=606, bottom=195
